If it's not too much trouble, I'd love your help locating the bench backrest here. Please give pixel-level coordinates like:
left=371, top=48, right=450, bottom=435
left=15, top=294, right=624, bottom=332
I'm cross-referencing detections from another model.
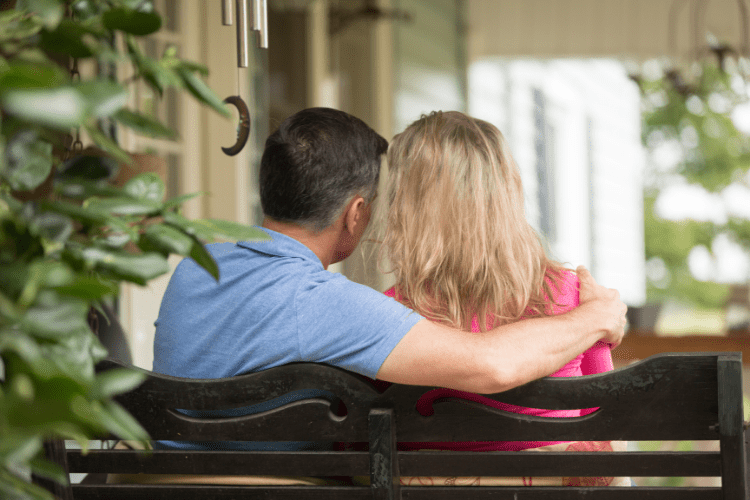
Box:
left=42, top=352, right=747, bottom=499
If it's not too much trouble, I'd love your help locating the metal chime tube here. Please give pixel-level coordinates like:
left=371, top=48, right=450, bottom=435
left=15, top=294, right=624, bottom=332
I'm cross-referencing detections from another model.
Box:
left=236, top=0, right=249, bottom=67
left=222, top=0, right=233, bottom=25
left=252, top=0, right=262, bottom=31
left=258, top=0, right=268, bottom=49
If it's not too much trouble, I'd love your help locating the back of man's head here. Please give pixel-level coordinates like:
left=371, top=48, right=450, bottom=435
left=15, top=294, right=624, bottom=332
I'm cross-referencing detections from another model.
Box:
left=260, top=107, right=388, bottom=232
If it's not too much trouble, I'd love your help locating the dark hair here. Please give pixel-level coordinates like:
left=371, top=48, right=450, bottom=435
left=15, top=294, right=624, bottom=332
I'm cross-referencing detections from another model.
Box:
left=260, top=107, right=388, bottom=231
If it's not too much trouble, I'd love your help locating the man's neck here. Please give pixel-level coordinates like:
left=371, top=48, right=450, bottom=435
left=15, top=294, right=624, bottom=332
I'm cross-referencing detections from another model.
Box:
left=261, top=217, right=337, bottom=269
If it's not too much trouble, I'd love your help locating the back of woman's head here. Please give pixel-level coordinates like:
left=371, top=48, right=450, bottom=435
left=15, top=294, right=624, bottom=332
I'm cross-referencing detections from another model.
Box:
left=380, top=111, right=564, bottom=330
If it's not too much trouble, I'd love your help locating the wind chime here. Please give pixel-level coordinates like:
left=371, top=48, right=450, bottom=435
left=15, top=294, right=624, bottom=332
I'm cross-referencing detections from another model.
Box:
left=221, top=0, right=268, bottom=156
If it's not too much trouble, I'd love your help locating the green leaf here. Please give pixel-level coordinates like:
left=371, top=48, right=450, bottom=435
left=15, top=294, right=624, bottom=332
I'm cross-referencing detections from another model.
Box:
left=36, top=328, right=106, bottom=381
left=39, top=19, right=97, bottom=58
left=139, top=223, right=193, bottom=256
left=0, top=330, right=43, bottom=364
left=18, top=260, right=75, bottom=308
left=0, top=10, right=44, bottom=43
left=85, top=196, right=161, bottom=216
left=103, top=8, right=162, bottom=36
left=93, top=368, right=145, bottom=398
left=20, top=300, right=90, bottom=339
left=85, top=125, right=132, bottom=165
left=0, top=468, right=55, bottom=500
left=162, top=212, right=269, bottom=242
left=38, top=200, right=108, bottom=226
left=189, top=239, right=219, bottom=281
left=81, top=247, right=169, bottom=285
left=162, top=191, right=202, bottom=211
left=177, top=59, right=209, bottom=76
left=114, top=108, right=176, bottom=139
left=100, top=400, right=150, bottom=442
left=29, top=212, right=72, bottom=243
left=34, top=261, right=74, bottom=288
left=0, top=434, right=42, bottom=466
left=55, top=179, right=125, bottom=199
left=177, top=67, right=230, bottom=117
left=0, top=62, right=67, bottom=91
left=54, top=276, right=118, bottom=300
left=13, top=48, right=52, bottom=66
left=2, top=87, right=86, bottom=129
left=195, top=219, right=270, bottom=242
left=100, top=215, right=140, bottom=244
left=28, top=457, right=68, bottom=486
left=76, top=81, right=129, bottom=118
left=139, top=221, right=219, bottom=279
left=126, top=37, right=164, bottom=95
left=17, top=0, right=65, bottom=29
left=123, top=172, right=165, bottom=202
left=2, top=130, right=53, bottom=191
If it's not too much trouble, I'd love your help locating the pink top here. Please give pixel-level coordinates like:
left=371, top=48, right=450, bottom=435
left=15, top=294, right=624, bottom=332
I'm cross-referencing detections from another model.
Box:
left=384, top=271, right=614, bottom=451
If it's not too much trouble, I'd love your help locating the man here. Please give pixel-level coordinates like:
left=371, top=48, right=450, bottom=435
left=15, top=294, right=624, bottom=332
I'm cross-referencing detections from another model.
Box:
left=154, top=107, right=626, bottom=414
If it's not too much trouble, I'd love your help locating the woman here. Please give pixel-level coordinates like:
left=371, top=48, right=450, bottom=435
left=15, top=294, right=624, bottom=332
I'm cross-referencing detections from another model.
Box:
left=377, top=111, right=627, bottom=487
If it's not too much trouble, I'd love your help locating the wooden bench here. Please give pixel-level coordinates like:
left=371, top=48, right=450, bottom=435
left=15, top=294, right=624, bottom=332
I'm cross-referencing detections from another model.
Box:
left=38, top=352, right=747, bottom=499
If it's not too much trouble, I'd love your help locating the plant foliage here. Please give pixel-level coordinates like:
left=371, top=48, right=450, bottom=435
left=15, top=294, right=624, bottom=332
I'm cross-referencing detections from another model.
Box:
left=0, top=1, right=267, bottom=498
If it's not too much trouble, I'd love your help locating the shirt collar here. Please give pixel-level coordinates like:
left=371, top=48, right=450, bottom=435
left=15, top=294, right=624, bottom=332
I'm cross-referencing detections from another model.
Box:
left=237, top=227, right=322, bottom=266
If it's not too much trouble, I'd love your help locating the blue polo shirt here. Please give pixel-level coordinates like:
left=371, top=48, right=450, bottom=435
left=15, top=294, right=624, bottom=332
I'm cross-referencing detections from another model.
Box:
left=152, top=227, right=423, bottom=450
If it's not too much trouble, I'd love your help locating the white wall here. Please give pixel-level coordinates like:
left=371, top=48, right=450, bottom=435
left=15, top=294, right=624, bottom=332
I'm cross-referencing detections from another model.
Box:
left=469, top=59, right=647, bottom=306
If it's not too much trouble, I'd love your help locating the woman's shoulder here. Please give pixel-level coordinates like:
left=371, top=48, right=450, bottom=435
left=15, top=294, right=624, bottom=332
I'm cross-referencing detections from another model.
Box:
left=546, top=268, right=580, bottom=312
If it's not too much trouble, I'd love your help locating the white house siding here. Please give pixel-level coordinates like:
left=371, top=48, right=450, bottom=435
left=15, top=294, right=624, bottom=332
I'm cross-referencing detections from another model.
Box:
left=393, top=0, right=467, bottom=133
left=469, top=59, right=647, bottom=306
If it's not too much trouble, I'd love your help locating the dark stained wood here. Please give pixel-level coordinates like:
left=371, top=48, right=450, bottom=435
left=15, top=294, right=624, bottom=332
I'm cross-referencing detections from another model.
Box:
left=400, top=486, right=723, bottom=499
left=67, top=450, right=370, bottom=476
left=718, top=355, right=747, bottom=500
left=369, top=408, right=400, bottom=500
left=398, top=451, right=722, bottom=477
left=389, top=353, right=722, bottom=442
left=67, top=449, right=721, bottom=478
left=41, top=352, right=746, bottom=499
left=71, top=484, right=371, bottom=499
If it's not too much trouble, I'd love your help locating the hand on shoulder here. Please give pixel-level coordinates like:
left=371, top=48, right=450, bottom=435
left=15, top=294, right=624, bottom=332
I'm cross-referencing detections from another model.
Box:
left=575, top=266, right=627, bottom=347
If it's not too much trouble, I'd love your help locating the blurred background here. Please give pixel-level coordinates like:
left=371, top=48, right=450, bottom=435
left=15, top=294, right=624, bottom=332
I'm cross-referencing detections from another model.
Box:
left=117, top=0, right=749, bottom=430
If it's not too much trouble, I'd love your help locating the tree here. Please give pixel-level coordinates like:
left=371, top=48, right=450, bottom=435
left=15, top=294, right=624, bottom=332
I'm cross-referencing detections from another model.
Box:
left=0, top=1, right=266, bottom=498
left=639, top=58, right=750, bottom=308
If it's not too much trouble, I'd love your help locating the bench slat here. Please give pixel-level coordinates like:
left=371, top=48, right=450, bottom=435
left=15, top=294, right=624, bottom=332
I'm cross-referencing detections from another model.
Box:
left=66, top=450, right=369, bottom=476
left=400, top=486, right=723, bottom=499
left=71, top=484, right=371, bottom=500
left=398, top=451, right=722, bottom=477
left=70, top=484, right=724, bottom=500
left=119, top=354, right=725, bottom=442
left=67, top=449, right=722, bottom=478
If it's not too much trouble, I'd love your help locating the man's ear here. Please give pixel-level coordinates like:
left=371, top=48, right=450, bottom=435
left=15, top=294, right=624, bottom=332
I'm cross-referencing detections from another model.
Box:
left=343, top=195, right=366, bottom=235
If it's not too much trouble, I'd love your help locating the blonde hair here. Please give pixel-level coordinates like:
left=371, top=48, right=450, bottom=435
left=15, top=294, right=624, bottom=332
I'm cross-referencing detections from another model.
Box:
left=378, top=111, right=569, bottom=331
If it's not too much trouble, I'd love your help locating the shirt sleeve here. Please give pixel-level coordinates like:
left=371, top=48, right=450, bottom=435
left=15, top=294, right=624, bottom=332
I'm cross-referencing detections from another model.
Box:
left=580, top=342, right=614, bottom=376
left=295, top=273, right=424, bottom=379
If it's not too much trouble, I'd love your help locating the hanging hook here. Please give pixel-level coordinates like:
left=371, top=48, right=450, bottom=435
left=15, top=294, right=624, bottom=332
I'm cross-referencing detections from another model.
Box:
left=221, top=95, right=250, bottom=156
